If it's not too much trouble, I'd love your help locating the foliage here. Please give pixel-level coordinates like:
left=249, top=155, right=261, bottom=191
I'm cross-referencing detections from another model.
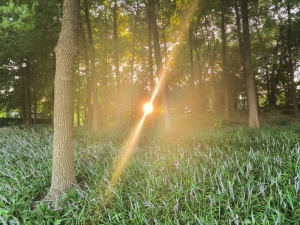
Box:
left=1, top=0, right=299, bottom=124
left=0, top=0, right=60, bottom=116
left=0, top=122, right=300, bottom=224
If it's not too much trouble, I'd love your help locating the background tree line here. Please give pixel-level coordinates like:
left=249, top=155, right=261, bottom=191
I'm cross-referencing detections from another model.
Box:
left=0, top=0, right=299, bottom=129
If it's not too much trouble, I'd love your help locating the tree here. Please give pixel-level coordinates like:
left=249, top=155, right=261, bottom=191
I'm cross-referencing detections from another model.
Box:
left=113, top=0, right=122, bottom=127
left=287, top=0, right=299, bottom=117
left=221, top=0, right=229, bottom=119
left=44, top=0, right=80, bottom=202
left=147, top=0, right=172, bottom=130
left=238, top=0, right=260, bottom=128
left=83, top=0, right=99, bottom=129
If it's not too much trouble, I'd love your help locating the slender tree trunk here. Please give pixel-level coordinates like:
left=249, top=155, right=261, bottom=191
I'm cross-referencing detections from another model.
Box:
left=266, top=66, right=271, bottom=105
left=76, top=66, right=81, bottom=127
left=194, top=35, right=204, bottom=112
left=130, top=6, right=139, bottom=122
left=269, top=69, right=276, bottom=106
left=287, top=0, right=299, bottom=117
left=84, top=0, right=99, bottom=129
left=235, top=3, right=244, bottom=64
left=147, top=8, right=155, bottom=125
left=33, top=86, right=37, bottom=125
left=114, top=0, right=122, bottom=127
left=77, top=96, right=80, bottom=126
left=24, top=60, right=32, bottom=125
left=148, top=0, right=172, bottom=130
left=101, top=18, right=109, bottom=120
left=269, top=27, right=282, bottom=107
left=44, top=0, right=80, bottom=203
left=221, top=0, right=229, bottom=119
left=241, top=0, right=260, bottom=128
left=80, top=20, right=92, bottom=126
left=188, top=23, right=196, bottom=114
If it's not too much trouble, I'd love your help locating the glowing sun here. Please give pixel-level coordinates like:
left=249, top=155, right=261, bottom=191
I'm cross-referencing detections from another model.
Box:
left=143, top=102, right=154, bottom=115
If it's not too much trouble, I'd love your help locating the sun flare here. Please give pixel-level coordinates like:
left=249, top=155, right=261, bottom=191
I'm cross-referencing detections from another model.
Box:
left=101, top=0, right=199, bottom=209
left=143, top=102, right=154, bottom=115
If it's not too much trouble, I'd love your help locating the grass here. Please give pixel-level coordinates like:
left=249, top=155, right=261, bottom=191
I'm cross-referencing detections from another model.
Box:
left=0, top=114, right=300, bottom=224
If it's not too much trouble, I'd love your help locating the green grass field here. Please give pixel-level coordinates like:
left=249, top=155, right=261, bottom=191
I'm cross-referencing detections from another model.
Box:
left=0, top=112, right=300, bottom=224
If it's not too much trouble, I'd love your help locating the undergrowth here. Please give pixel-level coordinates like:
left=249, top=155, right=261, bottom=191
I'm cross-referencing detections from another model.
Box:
left=0, top=124, right=300, bottom=224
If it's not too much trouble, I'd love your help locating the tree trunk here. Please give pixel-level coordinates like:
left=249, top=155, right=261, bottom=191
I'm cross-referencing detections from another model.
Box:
left=33, top=85, right=37, bottom=125
left=147, top=8, right=155, bottom=126
left=84, top=0, right=99, bottom=129
left=194, top=35, right=204, bottom=112
left=188, top=23, right=196, bottom=114
left=221, top=0, right=229, bottom=119
left=130, top=5, right=139, bottom=122
left=114, top=0, right=122, bottom=127
left=148, top=0, right=172, bottom=131
left=287, top=0, right=299, bottom=117
left=235, top=3, right=244, bottom=65
left=80, top=20, right=92, bottom=126
left=101, top=18, right=109, bottom=121
left=240, top=0, right=260, bottom=128
left=44, top=0, right=80, bottom=203
left=24, top=60, right=32, bottom=125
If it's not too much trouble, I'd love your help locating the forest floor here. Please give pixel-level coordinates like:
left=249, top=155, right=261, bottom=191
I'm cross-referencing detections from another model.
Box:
left=143, top=107, right=300, bottom=132
left=0, top=110, right=300, bottom=224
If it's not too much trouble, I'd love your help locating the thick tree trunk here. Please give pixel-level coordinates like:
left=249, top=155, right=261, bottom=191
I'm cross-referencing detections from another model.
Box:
left=240, top=0, right=260, bottom=128
left=45, top=0, right=80, bottom=203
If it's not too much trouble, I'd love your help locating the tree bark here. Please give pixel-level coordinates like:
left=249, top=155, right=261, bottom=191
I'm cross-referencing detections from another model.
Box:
left=146, top=7, right=155, bottom=125
left=287, top=0, right=299, bottom=117
left=24, top=60, right=32, bottom=125
left=84, top=0, right=99, bottom=129
left=33, top=85, right=37, bottom=125
left=114, top=0, right=122, bottom=127
left=188, top=23, right=196, bottom=114
left=44, top=0, right=80, bottom=203
left=240, top=0, right=260, bottom=128
left=130, top=5, right=139, bottom=122
left=194, top=34, right=204, bottom=112
left=148, top=0, right=172, bottom=130
left=80, top=20, right=92, bottom=126
left=221, top=0, right=229, bottom=119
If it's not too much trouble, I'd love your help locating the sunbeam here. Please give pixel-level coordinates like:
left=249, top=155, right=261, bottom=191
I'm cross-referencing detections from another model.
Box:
left=101, top=0, right=199, bottom=207
left=110, top=113, right=147, bottom=186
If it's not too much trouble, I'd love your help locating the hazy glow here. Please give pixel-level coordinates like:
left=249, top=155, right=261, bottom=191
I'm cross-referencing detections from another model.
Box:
left=112, top=114, right=146, bottom=180
left=101, top=0, right=199, bottom=207
left=150, top=0, right=198, bottom=104
left=143, top=102, right=154, bottom=114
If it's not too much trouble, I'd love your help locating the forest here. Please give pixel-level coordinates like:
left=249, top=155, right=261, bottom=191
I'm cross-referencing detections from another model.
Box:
left=0, top=0, right=299, bottom=127
left=1, top=0, right=300, bottom=224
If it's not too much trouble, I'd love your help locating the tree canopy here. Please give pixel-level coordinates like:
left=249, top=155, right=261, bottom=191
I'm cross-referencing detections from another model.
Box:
left=1, top=0, right=299, bottom=126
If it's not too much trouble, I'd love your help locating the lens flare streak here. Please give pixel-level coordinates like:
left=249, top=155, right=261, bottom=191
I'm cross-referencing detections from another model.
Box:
left=110, top=113, right=147, bottom=186
left=101, top=0, right=199, bottom=207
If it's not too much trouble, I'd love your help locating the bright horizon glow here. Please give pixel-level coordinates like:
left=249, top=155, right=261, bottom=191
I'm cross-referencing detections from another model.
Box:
left=143, top=102, right=154, bottom=115
left=100, top=0, right=199, bottom=209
